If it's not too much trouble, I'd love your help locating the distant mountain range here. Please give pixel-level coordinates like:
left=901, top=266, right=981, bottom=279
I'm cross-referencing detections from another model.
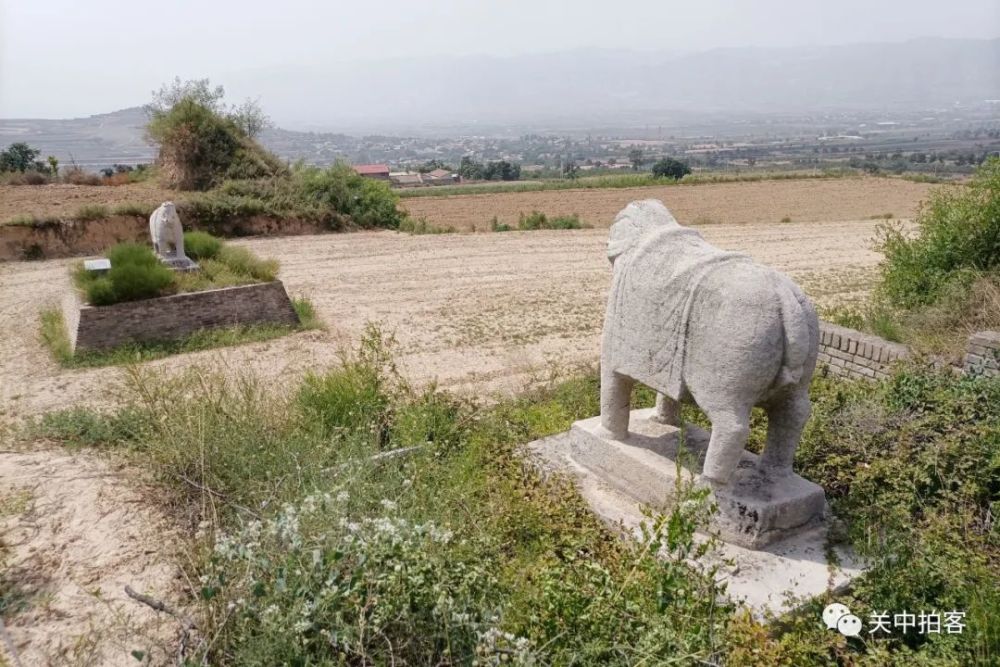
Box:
left=0, top=37, right=997, bottom=166
left=231, top=37, right=1000, bottom=131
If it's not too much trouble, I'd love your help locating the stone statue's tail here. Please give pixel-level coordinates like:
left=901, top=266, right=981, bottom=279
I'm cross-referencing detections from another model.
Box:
left=775, top=277, right=811, bottom=388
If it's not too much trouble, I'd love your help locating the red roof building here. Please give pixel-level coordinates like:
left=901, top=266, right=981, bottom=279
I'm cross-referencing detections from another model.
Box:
left=353, top=164, right=390, bottom=180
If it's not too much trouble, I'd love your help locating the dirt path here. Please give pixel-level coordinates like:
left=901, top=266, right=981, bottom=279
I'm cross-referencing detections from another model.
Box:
left=0, top=450, right=182, bottom=666
left=0, top=220, right=893, bottom=425
left=402, top=177, right=937, bottom=230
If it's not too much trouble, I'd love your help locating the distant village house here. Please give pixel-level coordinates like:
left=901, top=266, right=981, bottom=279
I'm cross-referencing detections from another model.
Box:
left=353, top=164, right=390, bottom=180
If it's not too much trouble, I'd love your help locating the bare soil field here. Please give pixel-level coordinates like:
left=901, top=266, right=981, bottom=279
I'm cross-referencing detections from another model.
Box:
left=0, top=451, right=182, bottom=665
left=0, top=182, right=177, bottom=221
left=1, top=220, right=895, bottom=426
left=402, top=177, right=938, bottom=230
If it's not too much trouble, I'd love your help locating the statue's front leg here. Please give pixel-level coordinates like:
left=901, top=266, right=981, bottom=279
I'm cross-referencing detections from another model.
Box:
left=600, top=365, right=634, bottom=440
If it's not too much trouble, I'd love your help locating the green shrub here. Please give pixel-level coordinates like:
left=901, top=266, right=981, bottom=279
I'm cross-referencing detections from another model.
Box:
left=876, top=157, right=1000, bottom=308
left=106, top=242, right=160, bottom=268
left=183, top=230, right=222, bottom=260
left=518, top=210, right=548, bottom=230
left=104, top=261, right=174, bottom=303
left=295, top=164, right=403, bottom=229
left=84, top=277, right=118, bottom=306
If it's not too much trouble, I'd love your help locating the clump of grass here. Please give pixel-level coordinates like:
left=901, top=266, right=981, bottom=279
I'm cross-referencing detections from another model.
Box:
left=3, top=214, right=40, bottom=226
left=780, top=215, right=792, bottom=223
left=2, top=214, right=61, bottom=227
left=291, top=296, right=321, bottom=329
left=517, top=211, right=585, bottom=230
left=490, top=216, right=513, bottom=232
left=398, top=217, right=455, bottom=235
left=869, top=212, right=894, bottom=220
left=183, top=230, right=222, bottom=260
left=216, top=245, right=277, bottom=281
left=73, top=243, right=174, bottom=305
left=40, top=308, right=73, bottom=364
left=74, top=204, right=110, bottom=221
left=111, top=202, right=156, bottom=217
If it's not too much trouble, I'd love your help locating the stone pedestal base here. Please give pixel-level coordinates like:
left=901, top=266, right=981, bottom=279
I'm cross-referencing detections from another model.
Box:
left=570, top=409, right=826, bottom=549
left=159, top=255, right=199, bottom=272
left=527, top=408, right=864, bottom=615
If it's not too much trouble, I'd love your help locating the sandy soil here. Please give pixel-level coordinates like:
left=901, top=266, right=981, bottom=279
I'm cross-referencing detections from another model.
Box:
left=402, top=177, right=937, bottom=230
left=0, top=182, right=177, bottom=221
left=0, top=220, right=894, bottom=425
left=0, top=451, right=183, bottom=666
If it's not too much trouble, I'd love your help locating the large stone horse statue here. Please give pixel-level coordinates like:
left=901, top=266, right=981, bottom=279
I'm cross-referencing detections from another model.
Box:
left=600, top=199, right=819, bottom=487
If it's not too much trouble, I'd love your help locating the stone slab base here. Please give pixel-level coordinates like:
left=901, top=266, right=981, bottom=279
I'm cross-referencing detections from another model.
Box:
left=64, top=280, right=300, bottom=352
left=527, top=411, right=865, bottom=616
left=570, top=408, right=826, bottom=549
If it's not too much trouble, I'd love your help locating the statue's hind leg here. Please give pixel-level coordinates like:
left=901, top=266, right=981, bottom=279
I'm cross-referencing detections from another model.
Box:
left=652, top=392, right=680, bottom=426
left=759, top=387, right=811, bottom=475
left=699, top=403, right=751, bottom=486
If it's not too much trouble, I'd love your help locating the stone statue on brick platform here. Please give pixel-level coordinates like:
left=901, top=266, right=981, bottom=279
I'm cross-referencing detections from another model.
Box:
left=600, top=199, right=819, bottom=487
left=149, top=201, right=197, bottom=271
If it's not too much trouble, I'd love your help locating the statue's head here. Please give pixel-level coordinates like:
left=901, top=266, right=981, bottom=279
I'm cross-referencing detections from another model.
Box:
left=162, top=201, right=177, bottom=217
left=607, top=199, right=680, bottom=264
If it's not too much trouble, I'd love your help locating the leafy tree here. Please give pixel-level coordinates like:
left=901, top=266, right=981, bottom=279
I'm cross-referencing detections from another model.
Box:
left=230, top=98, right=272, bottom=139
left=0, top=142, right=41, bottom=172
left=146, top=77, right=226, bottom=116
left=458, top=156, right=484, bottom=180
left=651, top=158, right=691, bottom=180
left=47, top=155, right=59, bottom=176
left=417, top=159, right=453, bottom=173
left=460, top=157, right=520, bottom=181
left=483, top=160, right=520, bottom=181
left=628, top=148, right=644, bottom=171
left=563, top=160, right=580, bottom=179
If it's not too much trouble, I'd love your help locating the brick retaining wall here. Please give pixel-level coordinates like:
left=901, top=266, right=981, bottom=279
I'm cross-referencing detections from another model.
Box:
left=817, top=321, right=911, bottom=381
left=65, top=281, right=300, bottom=352
left=964, top=331, right=1000, bottom=378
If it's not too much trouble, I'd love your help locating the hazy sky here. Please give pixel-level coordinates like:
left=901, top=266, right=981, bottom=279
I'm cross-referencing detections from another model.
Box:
left=1, top=0, right=998, bottom=119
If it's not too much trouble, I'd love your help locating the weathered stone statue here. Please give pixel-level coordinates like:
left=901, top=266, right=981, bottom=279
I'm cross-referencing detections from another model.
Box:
left=149, top=202, right=197, bottom=271
left=600, top=199, right=819, bottom=487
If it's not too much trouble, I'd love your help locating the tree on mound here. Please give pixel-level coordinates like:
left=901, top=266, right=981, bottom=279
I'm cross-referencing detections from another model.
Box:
left=146, top=78, right=283, bottom=191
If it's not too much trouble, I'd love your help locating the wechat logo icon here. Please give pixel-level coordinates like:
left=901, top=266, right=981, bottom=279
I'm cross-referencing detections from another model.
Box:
left=823, top=602, right=863, bottom=637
